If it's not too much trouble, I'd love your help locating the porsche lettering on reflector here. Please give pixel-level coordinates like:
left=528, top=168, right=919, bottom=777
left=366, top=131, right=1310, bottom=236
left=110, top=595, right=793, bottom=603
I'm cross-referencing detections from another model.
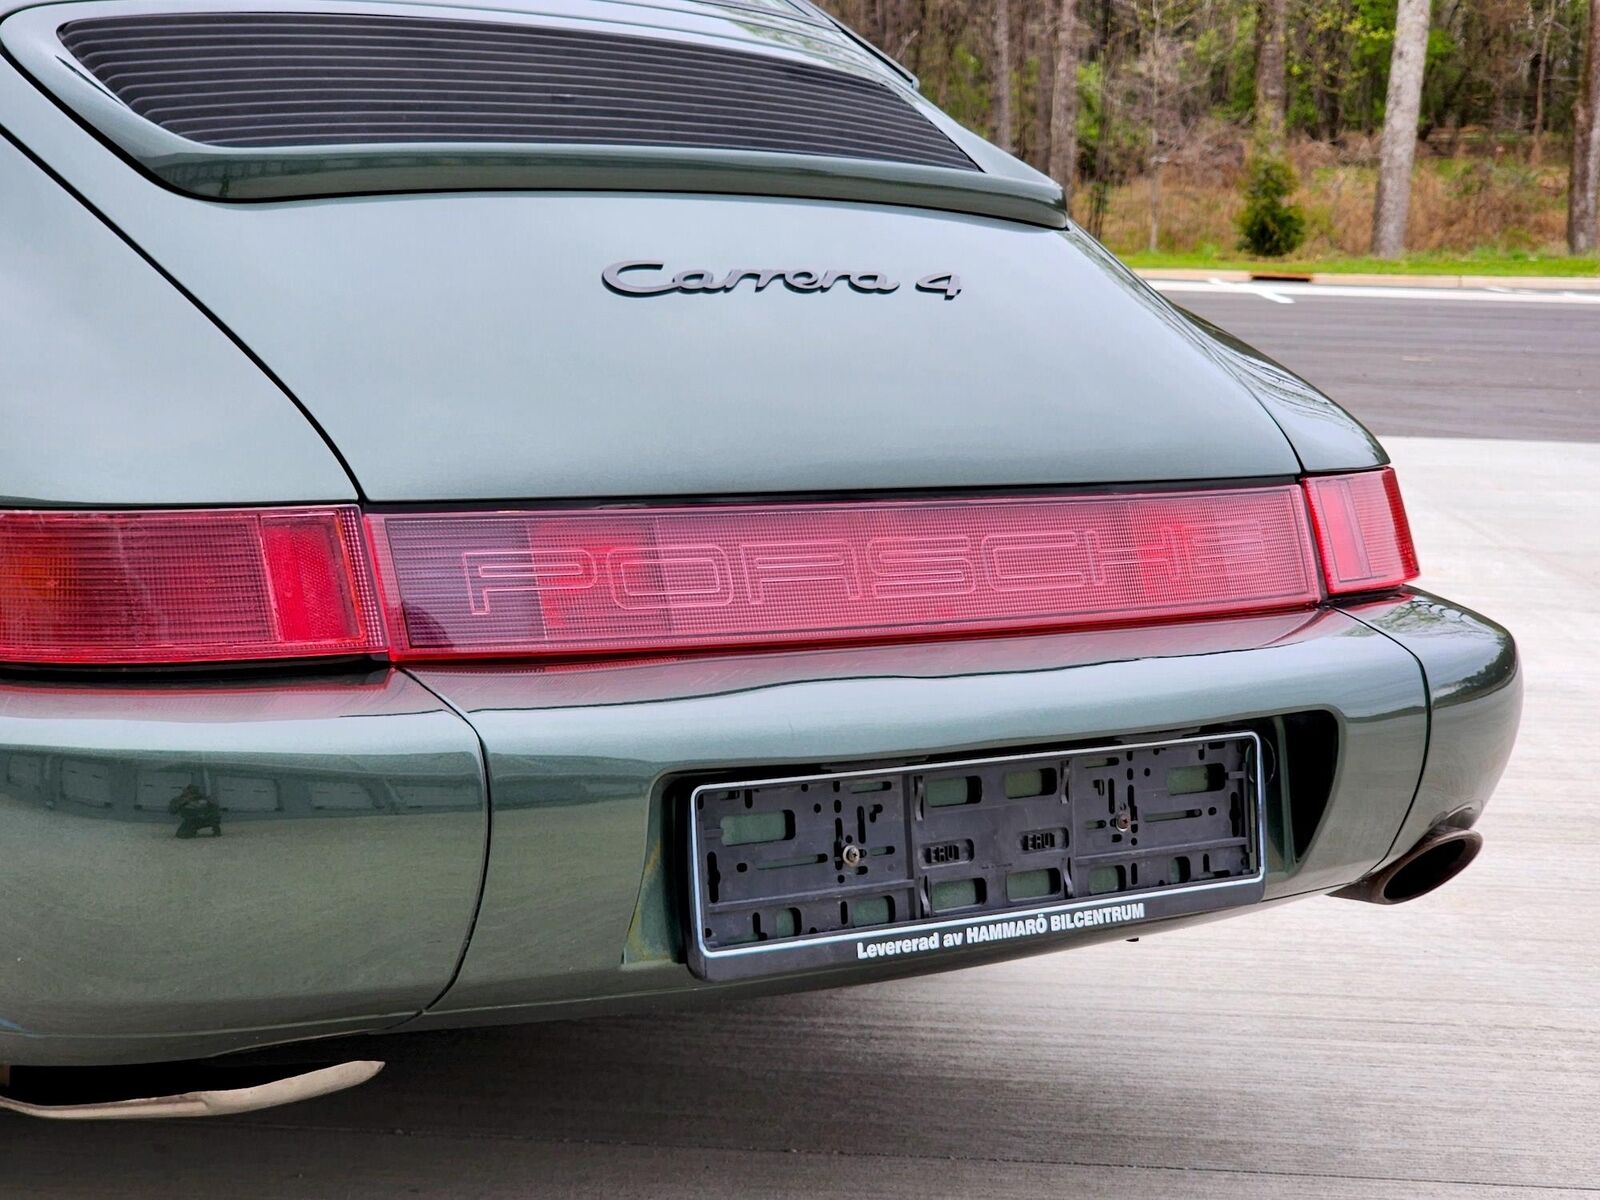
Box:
left=365, top=488, right=1322, bottom=659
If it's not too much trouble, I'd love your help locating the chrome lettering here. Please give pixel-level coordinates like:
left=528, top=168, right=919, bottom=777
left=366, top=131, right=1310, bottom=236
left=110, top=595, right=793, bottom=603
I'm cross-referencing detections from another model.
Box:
left=671, top=268, right=724, bottom=292
left=603, top=263, right=940, bottom=298
left=601, top=260, right=677, bottom=296
left=849, top=272, right=902, bottom=294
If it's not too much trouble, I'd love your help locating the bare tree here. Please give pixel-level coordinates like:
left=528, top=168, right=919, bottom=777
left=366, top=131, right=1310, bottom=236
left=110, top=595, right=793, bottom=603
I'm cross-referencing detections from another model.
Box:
left=993, top=0, right=1015, bottom=152
left=1047, top=0, right=1079, bottom=203
left=1371, top=0, right=1432, bottom=257
left=1254, top=0, right=1288, bottom=148
left=1529, top=0, right=1558, bottom=166
left=1570, top=0, right=1600, bottom=253
left=1148, top=0, right=1165, bottom=252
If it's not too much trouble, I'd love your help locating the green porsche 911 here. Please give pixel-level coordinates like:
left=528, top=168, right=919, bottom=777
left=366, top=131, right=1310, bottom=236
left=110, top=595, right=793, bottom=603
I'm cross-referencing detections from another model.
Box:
left=0, top=0, right=1518, bottom=1117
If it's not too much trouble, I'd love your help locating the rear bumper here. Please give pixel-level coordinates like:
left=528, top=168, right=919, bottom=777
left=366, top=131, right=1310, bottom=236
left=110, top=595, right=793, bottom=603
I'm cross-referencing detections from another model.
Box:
left=0, top=591, right=1518, bottom=1065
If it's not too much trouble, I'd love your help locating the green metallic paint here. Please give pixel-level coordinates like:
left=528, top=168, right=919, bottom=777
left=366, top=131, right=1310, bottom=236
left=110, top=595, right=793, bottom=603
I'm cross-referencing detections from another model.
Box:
left=145, top=147, right=1064, bottom=227
left=0, top=134, right=355, bottom=506
left=0, top=592, right=1513, bottom=1066
left=1177, top=309, right=1389, bottom=473
left=0, top=0, right=858, bottom=45
left=126, top=193, right=1298, bottom=500
left=1345, top=591, right=1522, bottom=860
left=0, top=184, right=1306, bottom=501
left=1060, top=233, right=1388, bottom=474
left=404, top=606, right=1428, bottom=1023
left=0, top=671, right=486, bottom=1066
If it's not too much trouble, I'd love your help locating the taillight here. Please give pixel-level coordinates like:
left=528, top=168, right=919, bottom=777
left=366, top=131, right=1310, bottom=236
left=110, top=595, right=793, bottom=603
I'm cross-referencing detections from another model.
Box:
left=0, top=506, right=384, bottom=665
left=1302, top=467, right=1419, bottom=594
left=0, top=478, right=1417, bottom=668
left=367, top=487, right=1322, bottom=660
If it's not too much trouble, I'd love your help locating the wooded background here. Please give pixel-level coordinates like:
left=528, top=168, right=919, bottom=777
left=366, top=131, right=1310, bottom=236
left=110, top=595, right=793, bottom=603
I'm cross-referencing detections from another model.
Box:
left=816, top=0, right=1600, bottom=260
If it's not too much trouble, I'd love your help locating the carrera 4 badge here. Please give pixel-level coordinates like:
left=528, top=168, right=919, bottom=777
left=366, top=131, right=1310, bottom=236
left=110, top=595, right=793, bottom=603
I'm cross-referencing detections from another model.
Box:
left=602, top=261, right=962, bottom=300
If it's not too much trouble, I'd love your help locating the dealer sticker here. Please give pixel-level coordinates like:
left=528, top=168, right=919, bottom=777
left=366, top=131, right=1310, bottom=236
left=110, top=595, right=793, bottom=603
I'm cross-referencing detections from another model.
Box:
left=854, top=901, right=1148, bottom=961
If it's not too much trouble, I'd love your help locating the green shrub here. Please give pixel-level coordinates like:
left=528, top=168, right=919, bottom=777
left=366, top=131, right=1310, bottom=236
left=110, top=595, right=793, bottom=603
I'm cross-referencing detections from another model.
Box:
left=1237, top=152, right=1307, bottom=257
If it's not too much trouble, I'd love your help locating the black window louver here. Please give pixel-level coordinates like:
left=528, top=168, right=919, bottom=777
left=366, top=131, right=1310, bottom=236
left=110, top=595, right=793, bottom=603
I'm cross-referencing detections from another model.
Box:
left=56, top=12, right=978, bottom=171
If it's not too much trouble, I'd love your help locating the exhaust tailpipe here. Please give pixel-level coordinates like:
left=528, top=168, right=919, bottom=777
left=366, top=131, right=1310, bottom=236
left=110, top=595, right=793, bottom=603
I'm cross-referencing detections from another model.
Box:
left=0, top=1060, right=383, bottom=1121
left=1333, top=827, right=1483, bottom=905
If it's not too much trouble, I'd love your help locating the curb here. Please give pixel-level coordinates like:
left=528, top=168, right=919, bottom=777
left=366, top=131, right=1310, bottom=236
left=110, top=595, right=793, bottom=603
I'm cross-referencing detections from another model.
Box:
left=1133, top=267, right=1600, bottom=291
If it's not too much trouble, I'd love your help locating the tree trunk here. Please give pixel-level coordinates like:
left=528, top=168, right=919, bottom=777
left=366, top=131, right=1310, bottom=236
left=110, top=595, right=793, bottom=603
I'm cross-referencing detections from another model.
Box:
left=1569, top=0, right=1600, bottom=253
left=1254, top=0, right=1288, bottom=149
left=1147, top=0, right=1164, bottom=253
left=1047, top=0, right=1079, bottom=206
left=1530, top=0, right=1555, bottom=167
left=1371, top=0, right=1432, bottom=258
left=1148, top=164, right=1162, bottom=252
left=1083, top=0, right=1115, bottom=240
left=993, top=0, right=1014, bottom=153
left=1026, top=9, right=1049, bottom=170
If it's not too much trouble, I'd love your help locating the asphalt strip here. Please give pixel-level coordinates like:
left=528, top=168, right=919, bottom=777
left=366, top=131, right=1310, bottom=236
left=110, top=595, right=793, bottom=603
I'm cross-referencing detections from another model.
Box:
left=1151, top=279, right=1600, bottom=305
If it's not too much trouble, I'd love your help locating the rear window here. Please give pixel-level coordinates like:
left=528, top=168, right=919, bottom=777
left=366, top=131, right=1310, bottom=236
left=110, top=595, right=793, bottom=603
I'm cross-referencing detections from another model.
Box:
left=56, top=11, right=976, bottom=168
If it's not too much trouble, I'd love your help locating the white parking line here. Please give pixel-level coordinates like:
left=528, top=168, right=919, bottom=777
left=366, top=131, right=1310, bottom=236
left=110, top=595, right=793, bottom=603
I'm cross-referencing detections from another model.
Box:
left=1202, top=276, right=1296, bottom=304
left=1151, top=279, right=1600, bottom=305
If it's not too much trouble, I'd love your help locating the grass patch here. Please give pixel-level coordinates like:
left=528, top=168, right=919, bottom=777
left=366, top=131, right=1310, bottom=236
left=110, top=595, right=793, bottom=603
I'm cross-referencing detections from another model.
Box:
left=1084, top=146, right=1586, bottom=267
left=1120, top=249, right=1600, bottom=277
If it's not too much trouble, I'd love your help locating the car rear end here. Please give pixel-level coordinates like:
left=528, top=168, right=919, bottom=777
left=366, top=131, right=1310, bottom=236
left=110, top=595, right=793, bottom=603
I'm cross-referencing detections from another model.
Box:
left=0, top=0, right=1518, bottom=1066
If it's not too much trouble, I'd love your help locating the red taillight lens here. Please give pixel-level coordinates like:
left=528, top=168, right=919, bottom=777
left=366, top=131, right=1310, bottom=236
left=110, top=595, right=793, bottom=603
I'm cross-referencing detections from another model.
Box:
left=0, top=478, right=1413, bottom=667
left=0, top=506, right=384, bottom=665
left=1302, top=467, right=1419, bottom=594
left=368, top=487, right=1322, bottom=660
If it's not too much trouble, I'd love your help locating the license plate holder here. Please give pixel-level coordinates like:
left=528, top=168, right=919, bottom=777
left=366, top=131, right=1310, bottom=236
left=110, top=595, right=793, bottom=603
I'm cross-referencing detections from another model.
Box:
left=686, top=732, right=1266, bottom=981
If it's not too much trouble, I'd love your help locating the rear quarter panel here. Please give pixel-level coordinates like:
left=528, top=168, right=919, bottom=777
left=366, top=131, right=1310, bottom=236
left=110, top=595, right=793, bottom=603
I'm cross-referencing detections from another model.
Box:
left=0, top=672, right=486, bottom=1065
left=0, top=133, right=353, bottom=506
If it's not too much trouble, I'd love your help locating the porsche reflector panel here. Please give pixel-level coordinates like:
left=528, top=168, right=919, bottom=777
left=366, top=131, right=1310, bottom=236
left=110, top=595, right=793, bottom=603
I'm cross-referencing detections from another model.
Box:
left=367, top=487, right=1322, bottom=659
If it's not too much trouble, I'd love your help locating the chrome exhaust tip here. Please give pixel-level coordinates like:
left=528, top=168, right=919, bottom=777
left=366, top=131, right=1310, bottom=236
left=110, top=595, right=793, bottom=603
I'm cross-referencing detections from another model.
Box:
left=0, top=1060, right=383, bottom=1121
left=1332, top=827, right=1483, bottom=906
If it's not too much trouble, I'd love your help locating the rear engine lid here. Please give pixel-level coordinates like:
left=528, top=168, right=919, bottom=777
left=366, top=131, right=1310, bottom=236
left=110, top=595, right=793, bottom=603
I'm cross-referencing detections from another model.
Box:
left=1, top=185, right=1302, bottom=500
